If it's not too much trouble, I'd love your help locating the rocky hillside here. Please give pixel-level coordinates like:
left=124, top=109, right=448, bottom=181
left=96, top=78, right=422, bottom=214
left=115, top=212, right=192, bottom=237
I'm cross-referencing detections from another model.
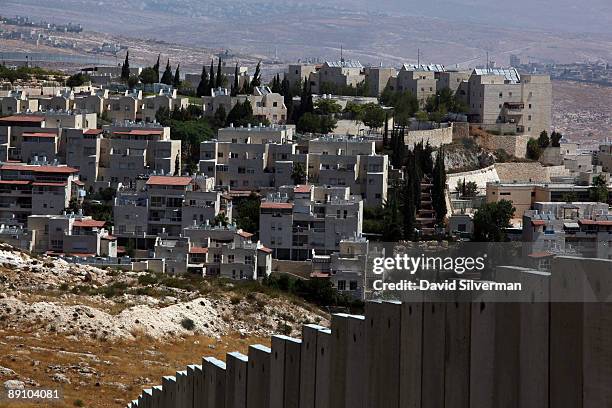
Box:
left=0, top=244, right=328, bottom=407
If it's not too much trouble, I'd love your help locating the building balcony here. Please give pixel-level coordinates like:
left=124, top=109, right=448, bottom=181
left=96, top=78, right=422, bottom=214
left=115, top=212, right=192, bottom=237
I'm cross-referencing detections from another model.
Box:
left=503, top=102, right=525, bottom=111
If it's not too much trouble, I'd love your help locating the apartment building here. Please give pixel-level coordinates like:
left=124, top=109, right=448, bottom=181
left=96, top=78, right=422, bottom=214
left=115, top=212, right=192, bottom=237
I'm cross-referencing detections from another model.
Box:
left=596, top=143, right=612, bottom=172
left=286, top=63, right=319, bottom=88
left=311, top=235, right=369, bottom=299
left=107, top=90, right=142, bottom=123
left=522, top=202, right=611, bottom=260
left=0, top=163, right=83, bottom=225
left=37, top=90, right=74, bottom=111
left=259, top=185, right=363, bottom=261
left=0, top=90, right=39, bottom=115
left=307, top=135, right=388, bottom=207
left=73, top=89, right=109, bottom=115
left=309, top=60, right=365, bottom=94
left=392, top=64, right=443, bottom=106
left=199, top=124, right=300, bottom=190
left=27, top=213, right=116, bottom=257
left=202, top=86, right=287, bottom=124
left=65, top=124, right=180, bottom=189
left=437, top=70, right=471, bottom=96
left=182, top=224, right=272, bottom=279
left=113, top=174, right=226, bottom=244
left=141, top=89, right=189, bottom=123
left=468, top=68, right=551, bottom=137
left=363, top=67, right=397, bottom=97
left=486, top=181, right=612, bottom=219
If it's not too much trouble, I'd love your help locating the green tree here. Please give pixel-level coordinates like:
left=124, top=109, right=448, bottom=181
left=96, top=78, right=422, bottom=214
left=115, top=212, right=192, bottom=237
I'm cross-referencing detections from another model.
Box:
left=291, top=163, right=306, bottom=185
left=214, top=213, right=229, bottom=227
left=152, top=54, right=161, bottom=78
left=456, top=179, right=478, bottom=198
left=208, top=59, right=215, bottom=91
left=216, top=58, right=225, bottom=88
left=235, top=193, right=261, bottom=235
left=361, top=103, right=386, bottom=131
left=231, top=64, right=239, bottom=96
left=127, top=75, right=139, bottom=89
left=196, top=65, right=209, bottom=97
left=213, top=104, right=227, bottom=128
left=271, top=73, right=282, bottom=93
left=551, top=131, right=563, bottom=147
left=590, top=175, right=609, bottom=203
left=121, top=51, right=130, bottom=82
left=139, top=67, right=158, bottom=85
left=401, top=164, right=417, bottom=240
left=473, top=200, right=516, bottom=242
left=380, top=88, right=419, bottom=126
left=297, top=112, right=336, bottom=134
left=250, top=61, right=262, bottom=92
left=432, top=148, right=447, bottom=224
left=66, top=73, right=90, bottom=88
left=382, top=182, right=403, bottom=241
left=526, top=138, right=543, bottom=160
left=538, top=130, right=550, bottom=148
left=173, top=64, right=181, bottom=88
left=314, top=99, right=341, bottom=116
left=160, top=59, right=173, bottom=85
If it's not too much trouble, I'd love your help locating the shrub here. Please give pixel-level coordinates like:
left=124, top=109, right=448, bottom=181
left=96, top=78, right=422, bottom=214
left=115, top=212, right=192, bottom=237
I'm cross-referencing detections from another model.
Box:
left=181, top=318, right=195, bottom=330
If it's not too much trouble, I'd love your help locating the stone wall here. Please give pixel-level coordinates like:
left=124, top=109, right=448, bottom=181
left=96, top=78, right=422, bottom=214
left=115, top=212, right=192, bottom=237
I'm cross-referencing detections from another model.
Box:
left=474, top=133, right=531, bottom=158
left=495, top=162, right=551, bottom=183
left=127, top=256, right=612, bottom=408
left=405, top=124, right=453, bottom=149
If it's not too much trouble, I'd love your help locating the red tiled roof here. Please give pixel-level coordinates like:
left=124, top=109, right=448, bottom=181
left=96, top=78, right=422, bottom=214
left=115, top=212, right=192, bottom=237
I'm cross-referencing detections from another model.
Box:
left=238, top=230, right=254, bottom=238
left=579, top=219, right=612, bottom=226
left=22, top=132, right=57, bottom=138
left=66, top=253, right=97, bottom=258
left=0, top=164, right=79, bottom=174
left=146, top=176, right=192, bottom=186
left=114, top=129, right=163, bottom=136
left=294, top=184, right=311, bottom=193
left=0, top=115, right=45, bottom=123
left=84, top=129, right=103, bottom=135
left=0, top=180, right=30, bottom=185
left=258, top=246, right=273, bottom=254
left=189, top=246, right=209, bottom=254
left=531, top=220, right=546, bottom=226
left=73, top=219, right=106, bottom=228
left=32, top=182, right=67, bottom=187
left=101, top=235, right=117, bottom=240
left=72, top=179, right=85, bottom=186
left=260, top=202, right=293, bottom=209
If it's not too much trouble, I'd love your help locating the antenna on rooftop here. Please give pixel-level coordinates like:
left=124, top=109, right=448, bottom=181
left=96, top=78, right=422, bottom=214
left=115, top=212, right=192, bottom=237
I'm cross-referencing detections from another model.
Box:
left=340, top=45, right=344, bottom=63
left=417, top=48, right=420, bottom=67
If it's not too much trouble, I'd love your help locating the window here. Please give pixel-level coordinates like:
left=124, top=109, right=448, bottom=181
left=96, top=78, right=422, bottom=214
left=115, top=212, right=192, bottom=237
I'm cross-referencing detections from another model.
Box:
left=349, top=281, right=358, bottom=291
left=337, top=280, right=346, bottom=291
left=228, top=255, right=234, bottom=263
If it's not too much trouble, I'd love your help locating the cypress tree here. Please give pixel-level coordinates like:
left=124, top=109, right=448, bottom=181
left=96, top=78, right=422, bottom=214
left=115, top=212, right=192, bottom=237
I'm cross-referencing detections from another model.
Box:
left=153, top=54, right=160, bottom=78
left=231, top=64, right=239, bottom=96
left=121, top=51, right=130, bottom=82
left=249, top=61, right=262, bottom=92
left=196, top=65, right=209, bottom=97
left=401, top=163, right=417, bottom=241
left=216, top=58, right=223, bottom=88
left=209, top=59, right=215, bottom=92
left=383, top=112, right=389, bottom=147
left=432, top=148, right=447, bottom=224
left=383, top=181, right=403, bottom=241
left=160, top=59, right=173, bottom=85
left=173, top=64, right=181, bottom=88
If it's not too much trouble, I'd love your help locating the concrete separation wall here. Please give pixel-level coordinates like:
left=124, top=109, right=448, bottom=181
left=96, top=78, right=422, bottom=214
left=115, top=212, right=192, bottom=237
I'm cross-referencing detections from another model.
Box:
left=127, top=259, right=612, bottom=408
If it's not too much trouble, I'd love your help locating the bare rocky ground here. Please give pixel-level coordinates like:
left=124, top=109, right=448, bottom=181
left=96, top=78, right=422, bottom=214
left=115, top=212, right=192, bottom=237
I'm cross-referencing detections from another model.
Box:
left=0, top=243, right=328, bottom=407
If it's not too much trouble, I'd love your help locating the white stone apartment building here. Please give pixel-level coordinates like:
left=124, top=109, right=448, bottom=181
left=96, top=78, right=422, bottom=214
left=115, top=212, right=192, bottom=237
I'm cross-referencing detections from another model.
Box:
left=259, top=185, right=363, bottom=261
left=107, top=90, right=142, bottom=123
left=467, top=68, right=551, bottom=137
left=0, top=163, right=83, bottom=226
left=73, top=89, right=109, bottom=115
left=307, top=135, right=388, bottom=207
left=65, top=124, right=181, bottom=189
left=37, top=90, right=74, bottom=112
left=596, top=143, right=612, bottom=173
left=522, top=202, right=612, bottom=260
left=363, top=67, right=397, bottom=97
left=286, top=63, right=319, bottom=88
left=181, top=225, right=272, bottom=279
left=185, top=65, right=251, bottom=92
left=309, top=60, right=365, bottom=94
left=27, top=213, right=116, bottom=257
left=311, top=235, right=369, bottom=300
left=391, top=64, right=443, bottom=106
left=202, top=86, right=287, bottom=124
left=113, top=175, right=226, bottom=245
left=0, top=91, right=39, bottom=115
left=141, top=89, right=189, bottom=123
left=199, top=124, right=300, bottom=190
